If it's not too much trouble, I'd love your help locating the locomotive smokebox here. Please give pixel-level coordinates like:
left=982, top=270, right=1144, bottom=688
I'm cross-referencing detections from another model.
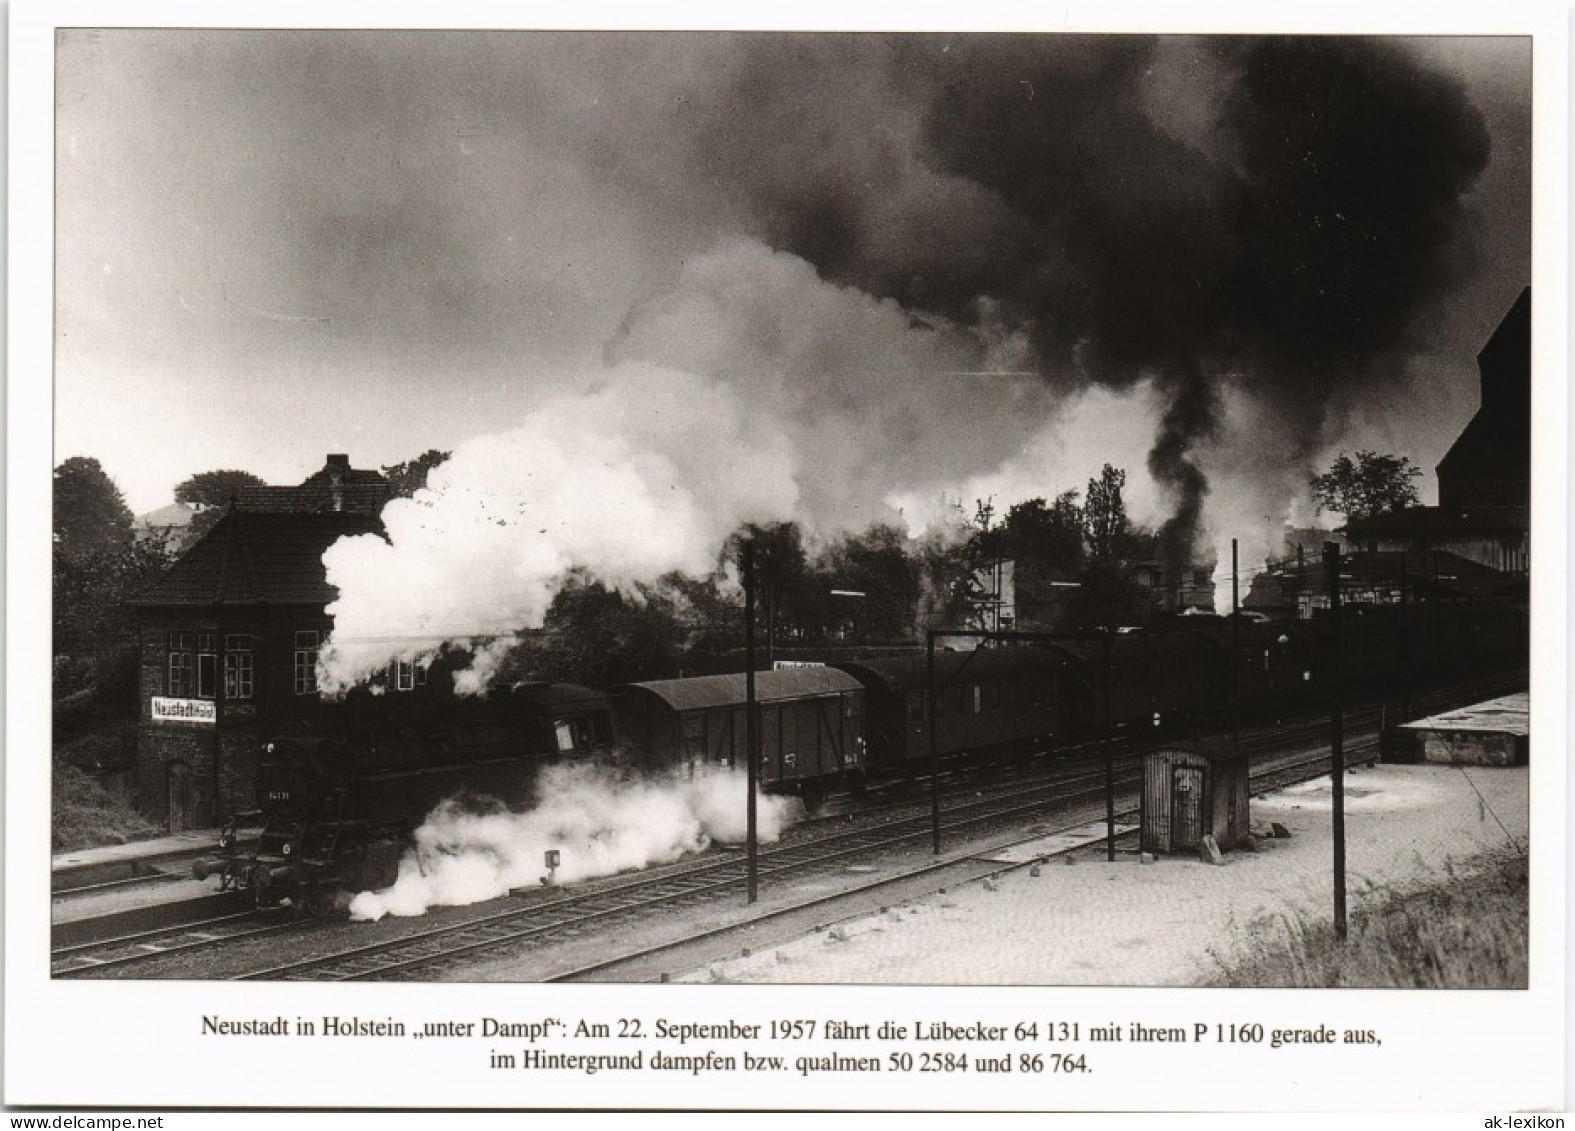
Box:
left=1140, top=740, right=1251, bottom=855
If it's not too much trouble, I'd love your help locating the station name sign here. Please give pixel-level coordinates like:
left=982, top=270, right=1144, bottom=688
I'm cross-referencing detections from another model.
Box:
left=773, top=660, right=825, bottom=670
left=152, top=697, right=216, bottom=724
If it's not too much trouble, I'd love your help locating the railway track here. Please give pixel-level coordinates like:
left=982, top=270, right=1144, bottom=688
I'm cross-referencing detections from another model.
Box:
left=52, top=671, right=1520, bottom=981
left=233, top=755, right=1134, bottom=981
left=225, top=674, right=1515, bottom=982
left=546, top=737, right=1390, bottom=984
left=51, top=902, right=301, bottom=976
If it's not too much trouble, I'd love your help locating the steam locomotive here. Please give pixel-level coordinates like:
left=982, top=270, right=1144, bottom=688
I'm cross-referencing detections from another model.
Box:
left=197, top=599, right=1526, bottom=911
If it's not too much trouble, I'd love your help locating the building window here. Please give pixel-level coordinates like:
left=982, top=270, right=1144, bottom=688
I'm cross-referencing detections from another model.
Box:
left=224, top=634, right=254, bottom=701
left=395, top=660, right=415, bottom=692
left=168, top=653, right=192, bottom=697
left=294, top=630, right=321, bottom=695
left=196, top=633, right=218, bottom=700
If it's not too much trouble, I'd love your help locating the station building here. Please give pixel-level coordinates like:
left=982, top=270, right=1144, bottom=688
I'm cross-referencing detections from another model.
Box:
left=128, top=455, right=389, bottom=830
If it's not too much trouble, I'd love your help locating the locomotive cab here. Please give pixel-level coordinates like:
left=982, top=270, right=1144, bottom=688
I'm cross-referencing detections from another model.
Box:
left=255, top=735, right=342, bottom=818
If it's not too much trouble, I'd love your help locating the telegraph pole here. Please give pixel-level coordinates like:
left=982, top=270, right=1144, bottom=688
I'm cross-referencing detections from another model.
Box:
left=1103, top=628, right=1115, bottom=861
left=1398, top=550, right=1410, bottom=721
left=926, top=631, right=942, bottom=855
left=1231, top=538, right=1241, bottom=740
left=1323, top=542, right=1347, bottom=941
left=744, top=540, right=759, bottom=904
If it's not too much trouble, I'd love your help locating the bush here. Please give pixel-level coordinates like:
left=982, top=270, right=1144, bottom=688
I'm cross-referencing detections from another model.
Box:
left=57, top=722, right=138, bottom=772
left=52, top=760, right=161, bottom=852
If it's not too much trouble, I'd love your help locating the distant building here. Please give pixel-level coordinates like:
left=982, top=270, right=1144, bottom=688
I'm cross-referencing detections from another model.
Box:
left=1343, top=287, right=1530, bottom=575
left=1131, top=559, right=1215, bottom=613
left=1252, top=548, right=1524, bottom=620
left=131, top=501, right=199, bottom=556
left=969, top=559, right=1017, bottom=630
left=128, top=455, right=391, bottom=830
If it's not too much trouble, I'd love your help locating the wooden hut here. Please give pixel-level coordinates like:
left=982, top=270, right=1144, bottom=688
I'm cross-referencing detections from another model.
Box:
left=1140, top=740, right=1251, bottom=854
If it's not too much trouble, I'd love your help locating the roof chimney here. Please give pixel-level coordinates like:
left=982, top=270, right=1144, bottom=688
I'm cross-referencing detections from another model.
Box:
left=326, top=453, right=349, bottom=512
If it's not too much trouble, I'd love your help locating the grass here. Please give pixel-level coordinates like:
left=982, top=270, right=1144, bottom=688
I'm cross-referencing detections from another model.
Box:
left=52, top=759, right=161, bottom=853
left=1209, top=851, right=1529, bottom=989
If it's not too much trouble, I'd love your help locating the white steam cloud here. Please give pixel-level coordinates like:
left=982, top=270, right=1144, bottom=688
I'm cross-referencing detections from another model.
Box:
left=320, top=237, right=1056, bottom=692
left=320, top=236, right=1346, bottom=690
left=348, top=763, right=800, bottom=921
left=320, top=356, right=802, bottom=692
left=889, top=380, right=1171, bottom=536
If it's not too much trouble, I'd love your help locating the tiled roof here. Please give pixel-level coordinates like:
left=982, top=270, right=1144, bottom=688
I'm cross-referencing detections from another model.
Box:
left=234, top=482, right=391, bottom=514
left=129, top=510, right=384, bottom=608
left=232, top=454, right=391, bottom=515
left=616, top=668, right=864, bottom=712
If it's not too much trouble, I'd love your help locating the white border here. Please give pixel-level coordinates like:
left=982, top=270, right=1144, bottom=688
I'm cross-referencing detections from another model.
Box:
left=7, top=1, right=1570, bottom=1114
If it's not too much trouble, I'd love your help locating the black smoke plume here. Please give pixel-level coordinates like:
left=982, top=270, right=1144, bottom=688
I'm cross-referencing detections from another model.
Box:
left=676, top=34, right=1492, bottom=560
left=1148, top=361, right=1222, bottom=592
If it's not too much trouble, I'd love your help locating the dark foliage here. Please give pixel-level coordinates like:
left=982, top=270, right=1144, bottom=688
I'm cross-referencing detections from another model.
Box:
left=1310, top=450, right=1423, bottom=521
left=53, top=456, right=133, bottom=564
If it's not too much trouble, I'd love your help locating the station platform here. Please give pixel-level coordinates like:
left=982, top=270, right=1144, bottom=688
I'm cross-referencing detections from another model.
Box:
left=1381, top=691, right=1528, bottom=766
left=52, top=826, right=256, bottom=890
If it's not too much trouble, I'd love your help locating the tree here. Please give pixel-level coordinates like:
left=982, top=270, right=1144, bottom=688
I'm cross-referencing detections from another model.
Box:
left=381, top=450, right=451, bottom=499
left=968, top=493, right=1084, bottom=630
left=52, top=458, right=167, bottom=739
left=174, top=468, right=266, bottom=508
left=652, top=571, right=742, bottom=668
left=1004, top=492, right=1085, bottom=573
left=1083, top=463, right=1131, bottom=564
left=53, top=457, right=133, bottom=564
left=52, top=538, right=167, bottom=655
left=1310, top=450, right=1423, bottom=521
left=526, top=576, right=683, bottom=686
left=724, top=521, right=821, bottom=645
left=812, top=523, right=922, bottom=642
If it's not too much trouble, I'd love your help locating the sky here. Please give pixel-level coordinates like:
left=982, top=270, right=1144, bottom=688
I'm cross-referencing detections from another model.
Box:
left=54, top=29, right=1532, bottom=606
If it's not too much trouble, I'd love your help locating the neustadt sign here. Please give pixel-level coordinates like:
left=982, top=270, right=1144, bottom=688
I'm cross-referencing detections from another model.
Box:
left=151, top=697, right=216, bottom=724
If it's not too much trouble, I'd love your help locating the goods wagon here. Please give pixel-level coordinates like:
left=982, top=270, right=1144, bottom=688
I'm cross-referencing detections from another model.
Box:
left=610, top=667, right=867, bottom=807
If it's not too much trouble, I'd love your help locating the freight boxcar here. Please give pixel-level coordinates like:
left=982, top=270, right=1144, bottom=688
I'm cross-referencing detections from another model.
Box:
left=609, top=667, right=867, bottom=808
